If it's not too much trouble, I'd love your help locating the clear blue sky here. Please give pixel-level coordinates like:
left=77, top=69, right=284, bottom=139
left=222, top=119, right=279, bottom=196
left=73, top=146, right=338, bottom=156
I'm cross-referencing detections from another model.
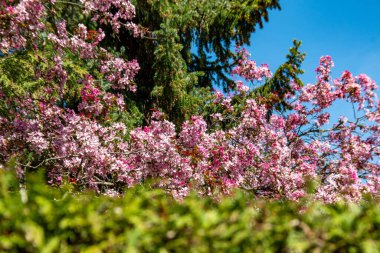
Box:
left=245, top=0, right=380, bottom=121
left=248, top=0, right=380, bottom=85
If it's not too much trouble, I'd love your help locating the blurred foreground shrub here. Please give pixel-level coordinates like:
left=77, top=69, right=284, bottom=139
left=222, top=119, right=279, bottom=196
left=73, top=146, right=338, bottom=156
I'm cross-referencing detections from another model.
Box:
left=1, top=169, right=380, bottom=253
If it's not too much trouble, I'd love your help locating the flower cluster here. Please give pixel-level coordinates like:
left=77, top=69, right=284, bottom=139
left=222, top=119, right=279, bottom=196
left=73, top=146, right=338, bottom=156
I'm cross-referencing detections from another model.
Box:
left=1, top=0, right=140, bottom=92
left=80, top=0, right=141, bottom=36
left=47, top=21, right=105, bottom=59
left=1, top=54, right=379, bottom=202
left=100, top=57, right=140, bottom=91
left=78, top=75, right=126, bottom=118
left=232, top=47, right=272, bottom=82
left=0, top=0, right=45, bottom=51
left=47, top=20, right=139, bottom=92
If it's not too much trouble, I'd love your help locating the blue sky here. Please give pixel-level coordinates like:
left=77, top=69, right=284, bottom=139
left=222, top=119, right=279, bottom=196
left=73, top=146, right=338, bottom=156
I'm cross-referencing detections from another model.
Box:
left=244, top=0, right=380, bottom=121
left=248, top=0, right=380, bottom=85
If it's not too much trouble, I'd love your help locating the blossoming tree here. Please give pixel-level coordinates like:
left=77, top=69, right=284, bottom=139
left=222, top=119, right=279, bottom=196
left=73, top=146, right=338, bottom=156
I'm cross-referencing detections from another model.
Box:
left=0, top=0, right=379, bottom=202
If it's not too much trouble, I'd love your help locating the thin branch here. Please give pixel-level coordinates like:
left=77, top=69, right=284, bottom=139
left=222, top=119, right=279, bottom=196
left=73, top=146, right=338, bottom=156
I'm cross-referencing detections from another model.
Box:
left=17, top=155, right=79, bottom=169
left=54, top=1, right=83, bottom=8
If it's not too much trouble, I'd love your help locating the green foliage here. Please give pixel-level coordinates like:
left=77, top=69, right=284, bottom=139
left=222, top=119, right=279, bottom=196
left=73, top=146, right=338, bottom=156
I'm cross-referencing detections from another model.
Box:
left=0, top=51, right=45, bottom=98
left=0, top=48, right=85, bottom=101
left=150, top=22, right=201, bottom=125
left=1, top=169, right=380, bottom=252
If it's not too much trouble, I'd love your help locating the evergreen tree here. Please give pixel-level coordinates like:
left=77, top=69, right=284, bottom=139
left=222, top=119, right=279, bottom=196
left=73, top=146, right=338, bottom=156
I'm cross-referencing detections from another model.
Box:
left=102, top=0, right=281, bottom=123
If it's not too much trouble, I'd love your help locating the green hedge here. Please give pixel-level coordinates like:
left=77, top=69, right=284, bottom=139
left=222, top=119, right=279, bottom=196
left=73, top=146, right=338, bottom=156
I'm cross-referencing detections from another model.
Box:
left=1, top=170, right=380, bottom=253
